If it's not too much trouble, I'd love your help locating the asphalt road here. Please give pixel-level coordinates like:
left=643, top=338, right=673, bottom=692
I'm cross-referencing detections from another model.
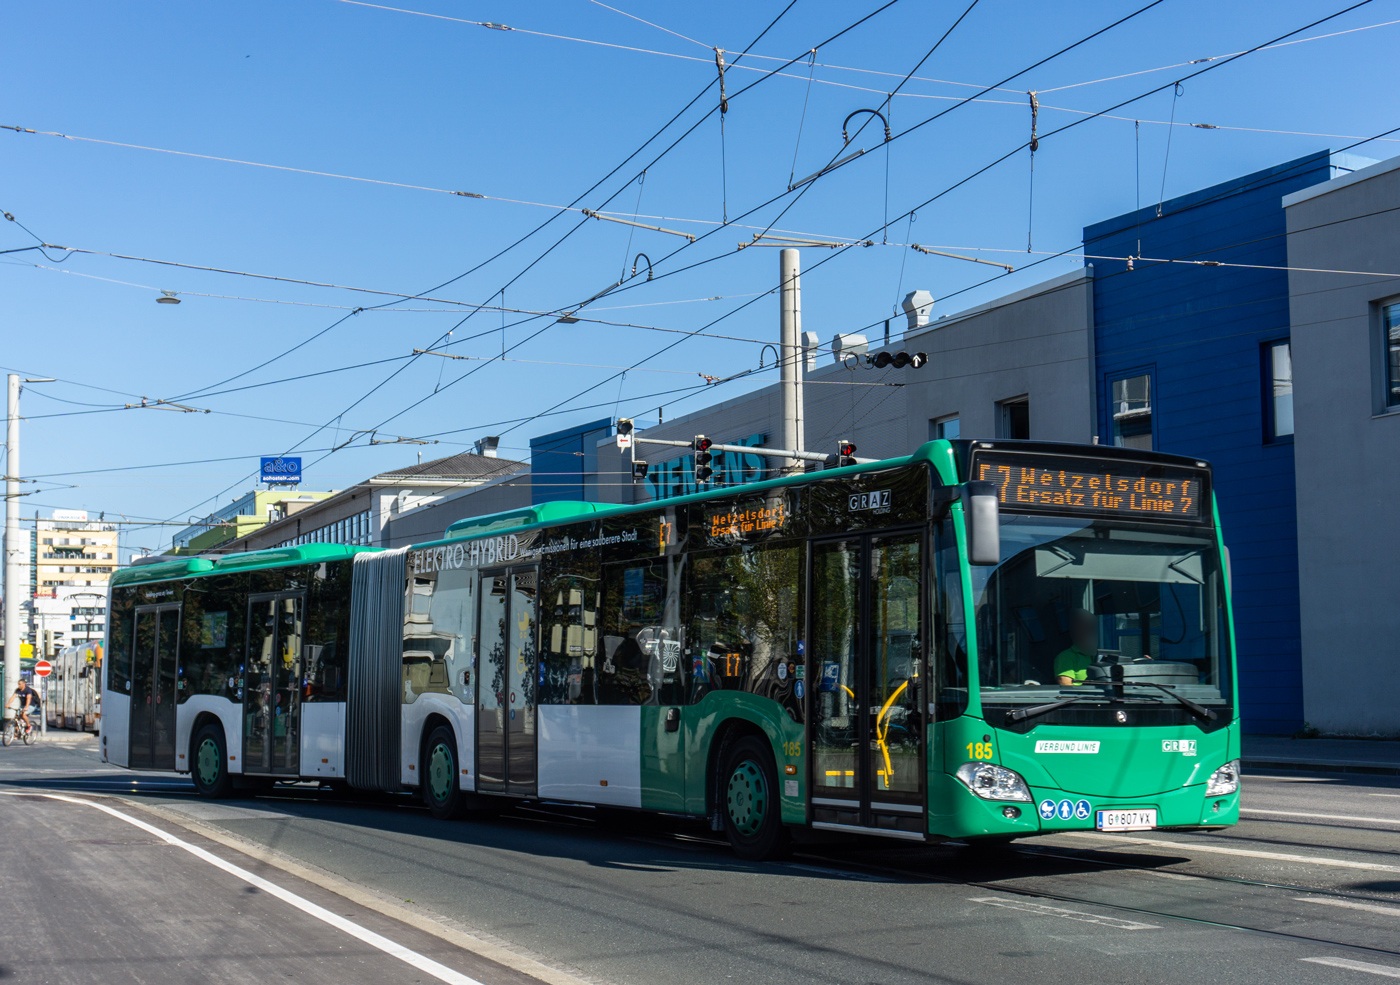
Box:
left=4, top=734, right=1399, bottom=985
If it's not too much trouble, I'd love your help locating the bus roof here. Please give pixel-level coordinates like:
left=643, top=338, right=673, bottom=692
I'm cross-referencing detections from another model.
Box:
left=110, top=543, right=378, bottom=588
left=418, top=439, right=961, bottom=551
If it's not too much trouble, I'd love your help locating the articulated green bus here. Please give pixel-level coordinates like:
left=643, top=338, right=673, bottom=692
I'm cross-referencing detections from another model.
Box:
left=102, top=438, right=1239, bottom=859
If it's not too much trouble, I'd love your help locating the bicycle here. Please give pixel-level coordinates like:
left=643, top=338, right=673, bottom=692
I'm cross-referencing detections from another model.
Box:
left=2, top=714, right=39, bottom=746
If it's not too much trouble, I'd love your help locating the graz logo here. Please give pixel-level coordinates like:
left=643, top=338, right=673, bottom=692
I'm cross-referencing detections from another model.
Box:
left=848, top=489, right=892, bottom=512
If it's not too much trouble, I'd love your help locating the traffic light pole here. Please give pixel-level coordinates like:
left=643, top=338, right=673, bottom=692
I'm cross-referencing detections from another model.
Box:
left=4, top=375, right=20, bottom=721
left=779, top=249, right=804, bottom=475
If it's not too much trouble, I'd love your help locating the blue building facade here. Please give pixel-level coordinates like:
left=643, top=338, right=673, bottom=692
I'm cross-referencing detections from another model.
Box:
left=529, top=417, right=613, bottom=505
left=1085, top=151, right=1345, bottom=734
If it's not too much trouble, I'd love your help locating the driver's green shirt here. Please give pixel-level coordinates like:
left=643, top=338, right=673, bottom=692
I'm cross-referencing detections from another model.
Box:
left=1053, top=645, right=1094, bottom=684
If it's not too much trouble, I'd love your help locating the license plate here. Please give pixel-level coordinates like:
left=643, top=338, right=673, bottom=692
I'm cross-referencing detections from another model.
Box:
left=1096, top=809, right=1157, bottom=831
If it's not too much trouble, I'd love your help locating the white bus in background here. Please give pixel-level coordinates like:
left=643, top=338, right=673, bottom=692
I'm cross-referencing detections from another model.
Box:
left=47, top=640, right=102, bottom=731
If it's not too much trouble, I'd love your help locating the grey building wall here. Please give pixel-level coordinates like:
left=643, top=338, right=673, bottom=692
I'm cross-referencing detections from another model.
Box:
left=596, top=267, right=1096, bottom=502
left=1285, top=155, right=1400, bottom=735
left=381, top=473, right=532, bottom=547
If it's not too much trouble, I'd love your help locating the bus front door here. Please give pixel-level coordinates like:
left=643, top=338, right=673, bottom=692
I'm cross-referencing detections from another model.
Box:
left=244, top=594, right=304, bottom=776
left=129, top=604, right=180, bottom=770
left=476, top=566, right=539, bottom=797
left=810, top=532, right=925, bottom=835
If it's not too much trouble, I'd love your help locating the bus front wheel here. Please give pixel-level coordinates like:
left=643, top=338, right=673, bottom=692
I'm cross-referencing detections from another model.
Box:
left=191, top=723, right=235, bottom=799
left=721, top=736, right=792, bottom=861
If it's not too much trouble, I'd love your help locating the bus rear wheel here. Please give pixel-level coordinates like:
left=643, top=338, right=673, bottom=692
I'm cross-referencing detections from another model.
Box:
left=721, top=736, right=792, bottom=861
left=191, top=723, right=234, bottom=799
left=423, top=726, right=468, bottom=820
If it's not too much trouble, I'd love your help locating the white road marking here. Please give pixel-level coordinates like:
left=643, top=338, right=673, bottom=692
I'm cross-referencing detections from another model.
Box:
left=1066, top=832, right=1400, bottom=874
left=969, top=896, right=1160, bottom=930
left=6, top=792, right=488, bottom=985
left=1301, top=957, right=1400, bottom=978
left=1296, top=898, right=1400, bottom=918
left=1369, top=794, right=1400, bottom=798
left=1244, top=808, right=1400, bottom=825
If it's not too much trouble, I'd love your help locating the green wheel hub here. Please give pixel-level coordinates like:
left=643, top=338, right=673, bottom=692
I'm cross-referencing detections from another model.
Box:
left=726, top=759, right=769, bottom=838
left=428, top=742, right=454, bottom=802
left=196, top=737, right=222, bottom=787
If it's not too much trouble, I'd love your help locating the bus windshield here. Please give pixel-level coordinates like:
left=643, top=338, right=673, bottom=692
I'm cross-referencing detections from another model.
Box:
left=970, top=514, right=1230, bottom=711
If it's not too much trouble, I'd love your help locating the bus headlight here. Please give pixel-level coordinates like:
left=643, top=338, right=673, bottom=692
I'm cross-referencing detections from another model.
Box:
left=1206, top=760, right=1240, bottom=797
left=955, top=762, right=1032, bottom=802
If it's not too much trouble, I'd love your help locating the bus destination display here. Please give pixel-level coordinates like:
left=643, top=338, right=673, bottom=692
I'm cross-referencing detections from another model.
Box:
left=973, top=453, right=1203, bottom=519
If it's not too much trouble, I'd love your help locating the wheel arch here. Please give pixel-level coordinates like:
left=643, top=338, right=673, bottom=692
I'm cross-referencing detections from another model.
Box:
left=705, top=715, right=778, bottom=820
left=417, top=712, right=458, bottom=789
left=187, top=711, right=226, bottom=773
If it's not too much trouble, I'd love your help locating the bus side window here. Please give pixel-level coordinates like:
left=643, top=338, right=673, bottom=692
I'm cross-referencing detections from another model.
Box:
left=598, top=559, right=683, bottom=706
left=539, top=571, right=601, bottom=706
left=688, top=542, right=803, bottom=721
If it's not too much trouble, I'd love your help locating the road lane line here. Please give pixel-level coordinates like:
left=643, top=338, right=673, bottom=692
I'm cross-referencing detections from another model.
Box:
left=1301, top=957, right=1400, bottom=978
left=1244, top=808, right=1400, bottom=825
left=5, top=792, right=488, bottom=985
left=1065, top=832, right=1400, bottom=874
left=969, top=896, right=1160, bottom=930
left=1296, top=898, right=1400, bottom=918
left=1370, top=794, right=1400, bottom=798
left=131, top=800, right=600, bottom=985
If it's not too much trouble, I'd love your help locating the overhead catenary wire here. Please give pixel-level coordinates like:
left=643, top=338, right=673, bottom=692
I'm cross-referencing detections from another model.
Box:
left=135, top=0, right=823, bottom=542
left=326, top=0, right=1400, bottom=110
left=526, top=0, right=1391, bottom=436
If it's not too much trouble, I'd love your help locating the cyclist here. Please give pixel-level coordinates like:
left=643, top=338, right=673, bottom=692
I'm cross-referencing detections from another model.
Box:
left=5, top=679, right=41, bottom=734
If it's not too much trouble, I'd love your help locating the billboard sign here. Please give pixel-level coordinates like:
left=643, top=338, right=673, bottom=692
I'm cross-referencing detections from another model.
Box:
left=260, top=456, right=303, bottom=485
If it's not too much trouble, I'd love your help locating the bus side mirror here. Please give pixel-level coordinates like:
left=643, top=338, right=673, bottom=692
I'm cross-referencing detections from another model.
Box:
left=963, top=481, right=1001, bottom=566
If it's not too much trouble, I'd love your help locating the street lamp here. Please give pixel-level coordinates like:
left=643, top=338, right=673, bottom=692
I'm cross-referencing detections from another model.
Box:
left=5, top=375, right=53, bottom=719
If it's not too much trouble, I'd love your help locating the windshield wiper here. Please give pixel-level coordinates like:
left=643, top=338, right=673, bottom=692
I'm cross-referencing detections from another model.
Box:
left=1005, top=693, right=1113, bottom=724
left=1117, top=681, right=1217, bottom=721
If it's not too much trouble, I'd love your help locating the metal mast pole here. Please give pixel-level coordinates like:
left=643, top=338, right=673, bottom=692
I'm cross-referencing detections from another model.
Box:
left=4, top=374, right=21, bottom=717
left=779, top=249, right=803, bottom=475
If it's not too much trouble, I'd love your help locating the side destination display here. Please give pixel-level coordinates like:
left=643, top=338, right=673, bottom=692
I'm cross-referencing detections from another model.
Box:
left=972, top=451, right=1206, bottom=520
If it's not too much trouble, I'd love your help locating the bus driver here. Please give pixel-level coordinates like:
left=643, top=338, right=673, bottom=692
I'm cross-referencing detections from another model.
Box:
left=1054, top=609, right=1099, bottom=686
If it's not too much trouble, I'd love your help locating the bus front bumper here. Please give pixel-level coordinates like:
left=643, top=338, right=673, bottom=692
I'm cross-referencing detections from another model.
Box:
left=927, top=770, right=1241, bottom=841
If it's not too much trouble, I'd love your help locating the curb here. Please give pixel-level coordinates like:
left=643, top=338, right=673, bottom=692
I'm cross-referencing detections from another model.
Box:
left=1242, top=758, right=1400, bottom=777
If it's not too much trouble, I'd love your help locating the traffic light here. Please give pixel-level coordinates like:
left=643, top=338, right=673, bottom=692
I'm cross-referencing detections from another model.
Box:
left=869, top=350, right=927, bottom=369
left=693, top=435, right=714, bottom=482
left=632, top=459, right=650, bottom=482
left=615, top=417, right=634, bottom=450
left=42, top=629, right=54, bottom=659
left=835, top=440, right=858, bottom=468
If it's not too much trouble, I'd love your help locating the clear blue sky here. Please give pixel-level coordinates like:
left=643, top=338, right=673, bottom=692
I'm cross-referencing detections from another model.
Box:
left=3, top=0, right=1396, bottom=552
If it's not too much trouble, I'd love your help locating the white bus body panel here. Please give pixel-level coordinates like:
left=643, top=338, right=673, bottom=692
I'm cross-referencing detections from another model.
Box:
left=301, top=701, right=346, bottom=778
left=401, top=693, right=474, bottom=789
left=539, top=706, right=641, bottom=807
left=102, top=689, right=129, bottom=766
left=175, top=696, right=243, bottom=774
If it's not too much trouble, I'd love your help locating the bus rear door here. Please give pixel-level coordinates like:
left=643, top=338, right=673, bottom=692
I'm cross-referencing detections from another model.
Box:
left=244, top=593, right=305, bottom=776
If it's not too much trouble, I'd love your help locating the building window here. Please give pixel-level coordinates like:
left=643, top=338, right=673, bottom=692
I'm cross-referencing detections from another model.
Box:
left=1111, top=374, right=1153, bottom=449
left=1265, top=340, right=1294, bottom=441
left=1384, top=302, right=1400, bottom=408
left=929, top=415, right=960, bottom=441
left=996, top=398, right=1030, bottom=440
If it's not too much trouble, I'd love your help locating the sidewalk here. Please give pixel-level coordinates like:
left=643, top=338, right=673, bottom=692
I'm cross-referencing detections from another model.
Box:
left=1242, top=736, right=1400, bottom=776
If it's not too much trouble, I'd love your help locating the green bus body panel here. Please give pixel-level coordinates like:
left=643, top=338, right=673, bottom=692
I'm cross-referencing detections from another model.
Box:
left=213, top=544, right=376, bottom=571
left=445, top=501, right=628, bottom=537
left=635, top=693, right=805, bottom=823
left=110, top=544, right=376, bottom=588
left=109, top=557, right=215, bottom=587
